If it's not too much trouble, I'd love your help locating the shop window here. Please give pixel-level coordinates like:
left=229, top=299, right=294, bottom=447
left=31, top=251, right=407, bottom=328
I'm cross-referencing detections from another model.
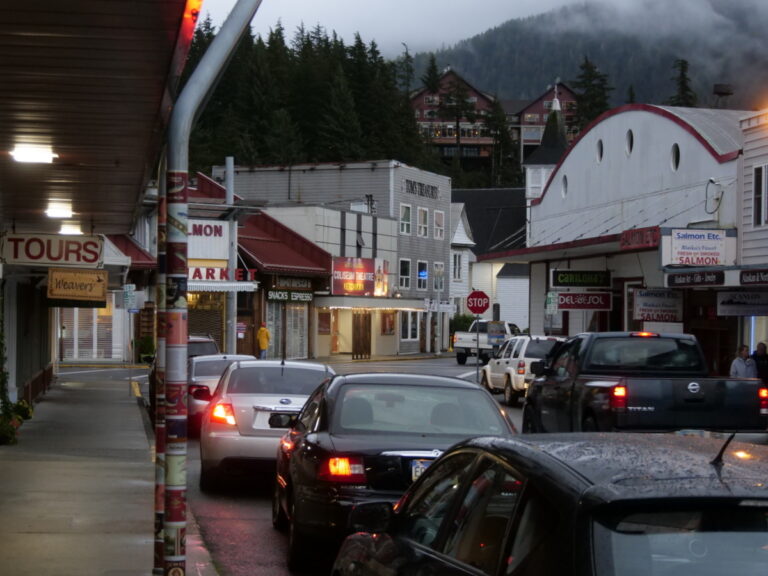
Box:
left=399, top=259, right=411, bottom=289
left=754, top=165, right=766, bottom=227
left=400, top=310, right=419, bottom=341
left=417, top=261, right=428, bottom=291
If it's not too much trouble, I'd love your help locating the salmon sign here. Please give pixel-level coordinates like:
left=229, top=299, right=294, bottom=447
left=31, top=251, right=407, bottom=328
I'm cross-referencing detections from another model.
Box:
left=1, top=233, right=104, bottom=268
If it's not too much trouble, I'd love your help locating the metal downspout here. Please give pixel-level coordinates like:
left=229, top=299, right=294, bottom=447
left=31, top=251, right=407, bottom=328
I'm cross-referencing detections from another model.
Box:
left=161, top=1, right=263, bottom=574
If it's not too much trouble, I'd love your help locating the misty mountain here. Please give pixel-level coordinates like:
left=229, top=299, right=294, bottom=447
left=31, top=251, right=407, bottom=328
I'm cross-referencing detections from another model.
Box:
left=413, top=0, right=768, bottom=110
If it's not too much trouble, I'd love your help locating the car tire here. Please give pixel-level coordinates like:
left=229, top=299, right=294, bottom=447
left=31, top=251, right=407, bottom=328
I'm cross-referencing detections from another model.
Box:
left=272, top=482, right=289, bottom=532
left=456, top=353, right=467, bottom=365
left=199, top=464, right=221, bottom=493
left=287, top=498, right=310, bottom=572
left=582, top=414, right=599, bottom=432
left=503, top=377, right=518, bottom=406
left=522, top=405, right=540, bottom=433
left=480, top=372, right=492, bottom=393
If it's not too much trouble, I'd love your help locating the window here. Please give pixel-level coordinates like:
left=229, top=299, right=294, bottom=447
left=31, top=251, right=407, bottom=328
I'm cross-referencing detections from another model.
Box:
left=425, top=95, right=440, bottom=106
left=524, top=113, right=539, bottom=123
left=671, top=143, right=680, bottom=171
left=399, top=259, right=411, bottom=289
left=433, top=262, right=445, bottom=291
left=434, top=210, right=445, bottom=240
left=417, top=207, right=429, bottom=238
left=596, top=139, right=604, bottom=162
left=626, top=129, right=634, bottom=156
left=452, top=253, right=462, bottom=280
left=754, top=165, right=766, bottom=226
left=400, top=310, right=419, bottom=341
left=400, top=204, right=412, bottom=235
left=417, top=261, right=428, bottom=290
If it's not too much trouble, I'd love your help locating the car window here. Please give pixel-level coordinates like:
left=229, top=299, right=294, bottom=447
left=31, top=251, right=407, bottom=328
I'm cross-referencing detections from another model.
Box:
left=503, top=339, right=517, bottom=359
left=551, top=338, right=582, bottom=379
left=188, top=339, right=219, bottom=357
left=506, top=490, right=560, bottom=575
left=592, top=503, right=768, bottom=576
left=524, top=339, right=559, bottom=359
left=511, top=339, right=525, bottom=359
left=194, top=359, right=239, bottom=378
left=333, top=384, right=510, bottom=436
left=400, top=452, right=477, bottom=548
left=442, top=458, right=523, bottom=575
left=225, top=366, right=329, bottom=395
left=586, top=336, right=705, bottom=372
left=297, top=387, right=323, bottom=432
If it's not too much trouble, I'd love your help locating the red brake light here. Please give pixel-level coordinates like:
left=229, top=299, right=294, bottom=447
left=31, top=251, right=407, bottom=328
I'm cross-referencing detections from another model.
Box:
left=318, top=456, right=366, bottom=483
left=517, top=360, right=526, bottom=375
left=188, top=384, right=208, bottom=395
left=760, top=388, right=768, bottom=415
left=210, top=403, right=236, bottom=425
left=630, top=331, right=659, bottom=338
left=611, top=385, right=628, bottom=412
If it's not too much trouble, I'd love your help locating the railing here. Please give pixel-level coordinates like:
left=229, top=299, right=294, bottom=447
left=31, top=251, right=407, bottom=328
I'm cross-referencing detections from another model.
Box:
left=22, top=365, right=53, bottom=404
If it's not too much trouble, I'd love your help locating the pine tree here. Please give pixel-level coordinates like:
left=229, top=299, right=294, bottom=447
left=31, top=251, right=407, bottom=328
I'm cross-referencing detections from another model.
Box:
left=572, top=56, right=613, bottom=129
left=317, top=66, right=363, bottom=161
left=626, top=84, right=636, bottom=104
left=485, top=98, right=518, bottom=186
left=396, top=44, right=415, bottom=95
left=668, top=59, right=697, bottom=107
left=421, top=53, right=441, bottom=93
left=438, top=76, right=477, bottom=169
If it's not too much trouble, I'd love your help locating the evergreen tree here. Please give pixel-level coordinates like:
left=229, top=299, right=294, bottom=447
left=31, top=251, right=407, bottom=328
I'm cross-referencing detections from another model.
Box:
left=668, top=58, right=697, bottom=107
left=572, top=56, right=613, bottom=129
left=486, top=98, right=519, bottom=186
left=438, top=76, right=477, bottom=169
left=626, top=84, right=636, bottom=104
left=421, top=53, right=441, bottom=93
left=263, top=108, right=304, bottom=165
left=317, top=66, right=364, bottom=161
left=396, top=44, right=415, bottom=95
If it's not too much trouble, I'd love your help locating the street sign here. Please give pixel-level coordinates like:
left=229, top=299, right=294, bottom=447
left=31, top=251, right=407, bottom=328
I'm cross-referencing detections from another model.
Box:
left=466, top=290, right=490, bottom=314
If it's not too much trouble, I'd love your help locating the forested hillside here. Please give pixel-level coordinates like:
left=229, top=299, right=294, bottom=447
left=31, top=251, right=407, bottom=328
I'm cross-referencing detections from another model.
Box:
left=413, top=0, right=768, bottom=109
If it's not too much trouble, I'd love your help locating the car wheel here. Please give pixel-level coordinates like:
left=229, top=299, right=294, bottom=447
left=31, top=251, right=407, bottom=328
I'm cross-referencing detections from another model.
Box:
left=199, top=464, right=221, bottom=493
left=503, top=377, right=517, bottom=406
left=287, top=498, right=310, bottom=572
left=456, top=353, right=467, bottom=365
left=480, top=372, right=492, bottom=393
left=582, top=414, right=599, bottom=432
left=522, top=405, right=540, bottom=433
left=272, top=481, right=288, bottom=532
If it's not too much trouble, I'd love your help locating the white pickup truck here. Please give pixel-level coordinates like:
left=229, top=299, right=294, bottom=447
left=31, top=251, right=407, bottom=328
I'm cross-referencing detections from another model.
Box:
left=452, top=320, right=520, bottom=365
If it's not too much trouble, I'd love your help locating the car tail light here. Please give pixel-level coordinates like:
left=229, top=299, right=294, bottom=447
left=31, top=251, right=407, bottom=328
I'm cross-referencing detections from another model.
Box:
left=759, top=388, right=768, bottom=415
left=517, top=361, right=526, bottom=375
left=610, top=385, right=628, bottom=412
left=210, top=402, right=236, bottom=426
left=318, top=456, right=366, bottom=483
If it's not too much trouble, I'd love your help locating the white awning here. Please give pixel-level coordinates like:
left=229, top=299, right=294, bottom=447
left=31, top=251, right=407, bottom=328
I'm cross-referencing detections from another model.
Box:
left=188, top=281, right=258, bottom=292
left=313, top=296, right=425, bottom=310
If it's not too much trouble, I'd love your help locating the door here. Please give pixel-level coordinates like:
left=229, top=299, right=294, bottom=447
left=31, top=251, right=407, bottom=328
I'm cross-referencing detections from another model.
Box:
left=488, top=338, right=517, bottom=388
left=352, top=310, right=371, bottom=359
left=331, top=309, right=340, bottom=354
left=539, top=338, right=582, bottom=432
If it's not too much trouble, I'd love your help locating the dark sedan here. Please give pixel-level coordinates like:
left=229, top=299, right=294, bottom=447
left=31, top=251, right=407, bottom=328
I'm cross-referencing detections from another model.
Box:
left=271, top=372, right=517, bottom=571
left=332, top=432, right=768, bottom=576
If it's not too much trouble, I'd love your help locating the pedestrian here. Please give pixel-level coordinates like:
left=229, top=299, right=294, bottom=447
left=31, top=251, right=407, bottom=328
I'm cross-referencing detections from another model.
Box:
left=257, top=321, right=270, bottom=359
left=730, top=344, right=757, bottom=378
left=752, top=341, right=768, bottom=383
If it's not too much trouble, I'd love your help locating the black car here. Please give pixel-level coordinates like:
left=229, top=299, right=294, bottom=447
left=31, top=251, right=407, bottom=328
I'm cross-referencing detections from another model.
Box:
left=271, top=372, right=517, bottom=571
left=332, top=432, right=768, bottom=576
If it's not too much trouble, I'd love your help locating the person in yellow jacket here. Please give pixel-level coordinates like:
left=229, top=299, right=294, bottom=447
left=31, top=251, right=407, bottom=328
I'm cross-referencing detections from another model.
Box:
left=256, top=321, right=270, bottom=359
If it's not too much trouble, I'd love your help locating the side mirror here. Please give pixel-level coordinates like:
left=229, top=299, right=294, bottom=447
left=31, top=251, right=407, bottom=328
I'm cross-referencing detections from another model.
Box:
left=347, top=501, right=394, bottom=533
left=530, top=360, right=546, bottom=377
left=191, top=388, right=212, bottom=402
left=269, top=412, right=299, bottom=429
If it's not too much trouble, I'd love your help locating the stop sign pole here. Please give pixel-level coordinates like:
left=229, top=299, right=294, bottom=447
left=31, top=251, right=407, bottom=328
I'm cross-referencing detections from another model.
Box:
left=466, top=290, right=490, bottom=384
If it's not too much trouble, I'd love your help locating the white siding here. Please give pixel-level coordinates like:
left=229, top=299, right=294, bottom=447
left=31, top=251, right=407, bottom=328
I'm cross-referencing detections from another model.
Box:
left=496, top=276, right=530, bottom=330
left=740, top=111, right=768, bottom=265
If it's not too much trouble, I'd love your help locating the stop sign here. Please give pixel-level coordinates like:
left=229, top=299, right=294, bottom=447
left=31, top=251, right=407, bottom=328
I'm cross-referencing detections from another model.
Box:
left=466, top=290, right=490, bottom=314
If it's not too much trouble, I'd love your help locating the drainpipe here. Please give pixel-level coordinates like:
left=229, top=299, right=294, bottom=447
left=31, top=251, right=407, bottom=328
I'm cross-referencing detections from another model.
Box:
left=226, top=156, right=237, bottom=353
left=161, top=1, right=263, bottom=574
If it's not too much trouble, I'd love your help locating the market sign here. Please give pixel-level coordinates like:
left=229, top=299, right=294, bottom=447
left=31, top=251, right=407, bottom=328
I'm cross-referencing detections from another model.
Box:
left=47, top=268, right=107, bottom=303
left=717, top=291, right=768, bottom=317
left=551, top=269, right=611, bottom=288
left=1, top=233, right=104, bottom=268
left=633, top=289, right=683, bottom=322
left=741, top=269, right=768, bottom=285
left=331, top=257, right=389, bottom=297
left=556, top=292, right=612, bottom=310
left=667, top=270, right=724, bottom=287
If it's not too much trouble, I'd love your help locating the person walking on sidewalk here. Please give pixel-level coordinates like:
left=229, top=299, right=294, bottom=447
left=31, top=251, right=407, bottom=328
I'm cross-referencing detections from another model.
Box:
left=257, top=321, right=270, bottom=359
left=752, top=341, right=768, bottom=383
left=730, top=344, right=757, bottom=378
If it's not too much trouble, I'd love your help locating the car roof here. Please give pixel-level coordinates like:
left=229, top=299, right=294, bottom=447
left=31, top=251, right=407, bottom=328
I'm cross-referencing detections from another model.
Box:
left=326, top=372, right=482, bottom=393
left=458, top=433, right=768, bottom=505
left=189, top=335, right=216, bottom=342
left=232, top=359, right=333, bottom=371
left=190, top=354, right=256, bottom=363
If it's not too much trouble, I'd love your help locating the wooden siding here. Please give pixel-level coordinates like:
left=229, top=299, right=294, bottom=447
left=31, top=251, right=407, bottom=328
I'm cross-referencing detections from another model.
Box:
left=740, top=112, right=768, bottom=265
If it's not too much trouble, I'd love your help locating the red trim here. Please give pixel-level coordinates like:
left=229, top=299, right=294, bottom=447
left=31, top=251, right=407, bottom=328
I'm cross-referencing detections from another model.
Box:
left=532, top=104, right=742, bottom=206
left=479, top=233, right=621, bottom=262
left=106, top=235, right=156, bottom=269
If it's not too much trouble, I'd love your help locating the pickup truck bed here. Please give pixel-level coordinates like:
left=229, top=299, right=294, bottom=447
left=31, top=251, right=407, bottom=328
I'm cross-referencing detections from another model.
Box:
left=523, top=331, right=768, bottom=434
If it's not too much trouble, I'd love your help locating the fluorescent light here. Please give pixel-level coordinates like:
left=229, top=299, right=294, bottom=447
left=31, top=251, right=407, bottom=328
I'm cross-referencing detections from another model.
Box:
left=10, top=144, right=58, bottom=163
left=59, top=223, right=83, bottom=235
left=46, top=202, right=73, bottom=218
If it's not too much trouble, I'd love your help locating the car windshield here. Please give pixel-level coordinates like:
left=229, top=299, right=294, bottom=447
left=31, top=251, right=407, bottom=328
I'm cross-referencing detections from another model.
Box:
left=225, top=366, right=328, bottom=395
left=194, top=359, right=238, bottom=378
left=188, top=340, right=219, bottom=357
left=332, top=384, right=508, bottom=436
left=525, top=339, right=559, bottom=358
left=592, top=502, right=768, bottom=576
left=585, top=336, right=705, bottom=371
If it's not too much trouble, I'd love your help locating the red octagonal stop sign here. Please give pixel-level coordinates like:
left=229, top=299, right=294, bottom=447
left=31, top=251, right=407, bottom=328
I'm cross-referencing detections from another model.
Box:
left=466, top=290, right=490, bottom=314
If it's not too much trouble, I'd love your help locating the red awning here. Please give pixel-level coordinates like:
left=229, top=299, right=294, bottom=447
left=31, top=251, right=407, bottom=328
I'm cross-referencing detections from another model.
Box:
left=106, top=235, right=156, bottom=270
left=239, top=235, right=328, bottom=275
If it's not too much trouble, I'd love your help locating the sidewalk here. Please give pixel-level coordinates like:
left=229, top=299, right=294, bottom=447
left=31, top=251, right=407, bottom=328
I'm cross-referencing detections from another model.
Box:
left=0, top=372, right=218, bottom=576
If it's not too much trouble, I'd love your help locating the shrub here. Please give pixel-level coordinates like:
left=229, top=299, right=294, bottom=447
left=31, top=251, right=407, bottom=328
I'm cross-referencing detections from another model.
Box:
left=13, top=399, right=33, bottom=420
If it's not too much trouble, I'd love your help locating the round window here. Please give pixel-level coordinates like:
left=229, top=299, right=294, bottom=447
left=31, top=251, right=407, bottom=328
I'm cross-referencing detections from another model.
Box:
left=671, top=143, right=680, bottom=171
left=561, top=175, right=568, bottom=198
left=626, top=130, right=634, bottom=155
left=596, top=139, right=604, bottom=162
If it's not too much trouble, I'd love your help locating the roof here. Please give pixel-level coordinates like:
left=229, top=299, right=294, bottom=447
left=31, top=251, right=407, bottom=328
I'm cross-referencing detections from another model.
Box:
left=524, top=105, right=569, bottom=166
left=468, top=433, right=768, bottom=504
left=451, top=188, right=527, bottom=255
left=106, top=234, right=155, bottom=270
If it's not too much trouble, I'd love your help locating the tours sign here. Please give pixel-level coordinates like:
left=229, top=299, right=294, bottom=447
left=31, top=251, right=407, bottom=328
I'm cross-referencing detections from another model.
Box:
left=1, top=233, right=104, bottom=268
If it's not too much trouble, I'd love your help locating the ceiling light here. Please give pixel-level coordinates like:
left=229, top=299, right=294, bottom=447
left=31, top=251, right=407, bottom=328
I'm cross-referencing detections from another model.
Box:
left=10, top=144, right=58, bottom=163
left=46, top=202, right=73, bottom=218
left=59, top=223, right=83, bottom=235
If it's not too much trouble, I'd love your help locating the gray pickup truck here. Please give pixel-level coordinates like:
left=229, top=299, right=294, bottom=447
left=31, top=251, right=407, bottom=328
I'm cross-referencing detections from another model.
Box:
left=523, top=331, right=768, bottom=433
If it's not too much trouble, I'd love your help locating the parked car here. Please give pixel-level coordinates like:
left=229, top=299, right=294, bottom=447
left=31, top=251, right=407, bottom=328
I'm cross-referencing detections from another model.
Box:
left=523, top=331, right=768, bottom=433
left=452, top=320, right=520, bottom=365
left=187, top=353, right=256, bottom=437
left=147, top=334, right=220, bottom=422
left=332, top=432, right=768, bottom=576
left=272, top=372, right=517, bottom=572
left=197, top=359, right=334, bottom=491
left=480, top=335, right=565, bottom=404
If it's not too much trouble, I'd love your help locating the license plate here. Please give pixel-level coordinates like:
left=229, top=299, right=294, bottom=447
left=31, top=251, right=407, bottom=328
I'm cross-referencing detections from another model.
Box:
left=411, top=459, right=433, bottom=482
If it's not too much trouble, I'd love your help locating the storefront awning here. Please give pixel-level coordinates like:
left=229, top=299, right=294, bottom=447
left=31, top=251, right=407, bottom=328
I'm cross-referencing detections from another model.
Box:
left=314, top=296, right=426, bottom=310
left=106, top=234, right=156, bottom=269
left=188, top=281, right=258, bottom=292
left=239, top=236, right=328, bottom=275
